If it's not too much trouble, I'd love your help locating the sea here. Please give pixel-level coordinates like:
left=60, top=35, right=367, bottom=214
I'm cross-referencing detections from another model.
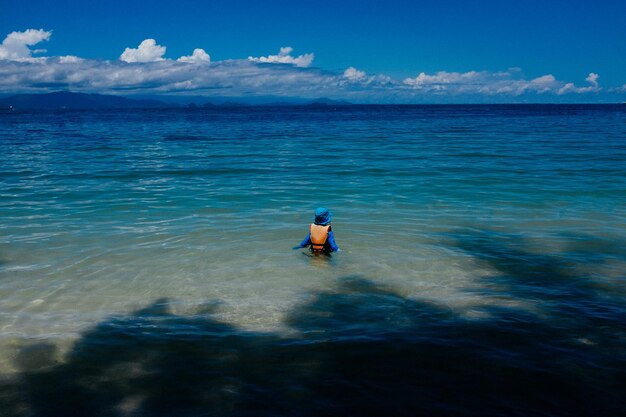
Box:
left=1, top=104, right=625, bottom=416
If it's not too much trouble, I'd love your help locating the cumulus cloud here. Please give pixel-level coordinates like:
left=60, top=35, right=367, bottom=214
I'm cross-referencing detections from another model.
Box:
left=1, top=29, right=623, bottom=103
left=120, top=39, right=166, bottom=63
left=343, top=66, right=366, bottom=81
left=177, top=48, right=210, bottom=63
left=58, top=55, right=83, bottom=63
left=557, top=72, right=601, bottom=94
left=586, top=72, right=599, bottom=87
left=523, top=74, right=559, bottom=94
left=0, top=57, right=339, bottom=99
left=403, top=70, right=571, bottom=96
left=340, top=67, right=394, bottom=90
left=404, top=71, right=482, bottom=90
left=248, top=46, right=314, bottom=68
left=0, top=29, right=51, bottom=61
left=1, top=56, right=613, bottom=102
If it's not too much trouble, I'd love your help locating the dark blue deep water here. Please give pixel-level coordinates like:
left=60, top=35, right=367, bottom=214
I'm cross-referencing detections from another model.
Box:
left=1, top=105, right=625, bottom=416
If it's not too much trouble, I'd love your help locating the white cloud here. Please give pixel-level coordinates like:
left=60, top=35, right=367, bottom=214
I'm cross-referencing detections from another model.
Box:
left=557, top=72, right=601, bottom=94
left=0, top=29, right=51, bottom=61
left=2, top=56, right=616, bottom=102
left=120, top=39, right=166, bottom=63
left=248, top=46, right=314, bottom=68
left=0, top=56, right=339, bottom=99
left=403, top=70, right=571, bottom=96
left=343, top=67, right=366, bottom=81
left=404, top=71, right=479, bottom=87
left=524, top=74, right=559, bottom=94
left=177, top=48, right=210, bottom=63
left=340, top=67, right=394, bottom=90
left=401, top=70, right=609, bottom=98
left=0, top=30, right=623, bottom=103
left=58, top=55, right=82, bottom=63
left=586, top=72, right=599, bottom=87
left=557, top=83, right=578, bottom=94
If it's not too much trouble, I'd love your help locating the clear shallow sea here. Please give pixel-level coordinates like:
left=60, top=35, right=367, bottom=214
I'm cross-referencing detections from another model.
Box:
left=1, top=105, right=625, bottom=416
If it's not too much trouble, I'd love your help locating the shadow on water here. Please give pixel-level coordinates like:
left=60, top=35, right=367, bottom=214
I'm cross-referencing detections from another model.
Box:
left=2, top=231, right=625, bottom=417
left=450, top=229, right=626, bottom=333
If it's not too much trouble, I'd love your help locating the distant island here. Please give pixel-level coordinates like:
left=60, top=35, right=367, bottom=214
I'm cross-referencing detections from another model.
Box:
left=0, top=92, right=351, bottom=110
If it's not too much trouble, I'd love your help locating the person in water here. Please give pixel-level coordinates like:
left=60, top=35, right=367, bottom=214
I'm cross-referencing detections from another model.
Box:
left=293, top=207, right=340, bottom=253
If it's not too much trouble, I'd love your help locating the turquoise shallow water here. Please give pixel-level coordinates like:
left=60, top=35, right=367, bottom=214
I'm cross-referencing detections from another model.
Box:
left=1, top=105, right=625, bottom=416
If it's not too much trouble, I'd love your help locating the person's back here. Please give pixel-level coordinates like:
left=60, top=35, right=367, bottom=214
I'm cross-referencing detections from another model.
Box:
left=293, top=207, right=340, bottom=253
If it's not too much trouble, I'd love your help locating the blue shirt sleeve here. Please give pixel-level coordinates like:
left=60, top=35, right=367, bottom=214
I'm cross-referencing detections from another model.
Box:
left=298, top=233, right=312, bottom=248
left=327, top=230, right=339, bottom=252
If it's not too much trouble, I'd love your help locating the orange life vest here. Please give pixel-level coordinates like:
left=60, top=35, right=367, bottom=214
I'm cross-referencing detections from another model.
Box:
left=310, top=224, right=330, bottom=252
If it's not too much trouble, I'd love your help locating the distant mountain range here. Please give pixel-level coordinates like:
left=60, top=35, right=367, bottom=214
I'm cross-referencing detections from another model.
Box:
left=0, top=92, right=351, bottom=110
left=0, top=92, right=169, bottom=110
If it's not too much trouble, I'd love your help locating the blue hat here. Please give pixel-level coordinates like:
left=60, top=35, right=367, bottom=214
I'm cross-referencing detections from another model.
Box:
left=314, top=207, right=332, bottom=225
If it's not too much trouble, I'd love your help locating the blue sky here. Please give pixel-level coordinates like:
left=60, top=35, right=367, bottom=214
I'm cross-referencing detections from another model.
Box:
left=2, top=0, right=625, bottom=102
